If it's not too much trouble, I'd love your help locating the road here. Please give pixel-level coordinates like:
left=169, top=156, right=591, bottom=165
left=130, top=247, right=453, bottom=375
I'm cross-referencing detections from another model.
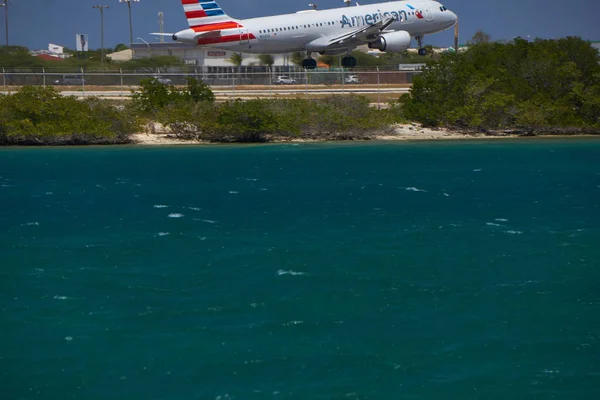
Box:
left=56, top=85, right=411, bottom=99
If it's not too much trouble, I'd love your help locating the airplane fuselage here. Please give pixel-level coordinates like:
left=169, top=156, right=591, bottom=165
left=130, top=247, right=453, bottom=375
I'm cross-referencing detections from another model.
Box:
left=185, top=1, right=457, bottom=54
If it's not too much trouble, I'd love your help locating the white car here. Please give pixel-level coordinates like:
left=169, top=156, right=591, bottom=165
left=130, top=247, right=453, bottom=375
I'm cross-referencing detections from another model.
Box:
left=274, top=75, right=297, bottom=84
left=344, top=75, right=360, bottom=84
left=150, top=76, right=173, bottom=85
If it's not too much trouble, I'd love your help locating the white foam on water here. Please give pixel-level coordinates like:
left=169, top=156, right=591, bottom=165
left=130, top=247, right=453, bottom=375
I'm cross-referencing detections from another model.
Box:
left=229, top=191, right=239, bottom=194
left=473, top=169, right=482, bottom=172
left=54, top=296, right=68, bottom=300
left=198, top=236, right=207, bottom=240
left=197, top=219, right=216, bottom=224
left=154, top=205, right=169, bottom=208
left=486, top=222, right=503, bottom=227
left=495, top=218, right=509, bottom=222
left=156, top=232, right=170, bottom=237
left=283, top=320, right=304, bottom=326
left=187, top=207, right=201, bottom=211
left=168, top=213, right=184, bottom=218
left=45, top=192, right=53, bottom=195
left=260, top=188, right=268, bottom=191
left=505, top=230, right=523, bottom=235
left=405, top=187, right=427, bottom=192
left=442, top=193, right=450, bottom=197
left=64, top=336, right=73, bottom=342
left=277, top=269, right=307, bottom=276
left=22, top=222, right=40, bottom=226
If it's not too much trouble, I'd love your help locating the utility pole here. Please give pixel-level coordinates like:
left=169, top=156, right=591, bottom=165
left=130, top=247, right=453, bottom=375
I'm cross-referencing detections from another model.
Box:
left=158, top=12, right=164, bottom=43
left=0, top=0, right=8, bottom=47
left=119, top=0, right=140, bottom=48
left=93, top=5, right=109, bottom=63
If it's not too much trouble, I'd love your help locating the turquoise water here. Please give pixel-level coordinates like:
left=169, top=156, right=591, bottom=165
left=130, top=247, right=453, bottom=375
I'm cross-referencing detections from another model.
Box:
left=1, top=140, right=599, bottom=399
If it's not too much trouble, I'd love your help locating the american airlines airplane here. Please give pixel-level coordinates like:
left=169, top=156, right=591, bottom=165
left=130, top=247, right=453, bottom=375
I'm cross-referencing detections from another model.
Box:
left=161, top=0, right=458, bottom=68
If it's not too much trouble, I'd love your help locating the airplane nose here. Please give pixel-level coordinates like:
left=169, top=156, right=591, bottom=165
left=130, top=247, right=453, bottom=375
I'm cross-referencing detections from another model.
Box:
left=448, top=10, right=458, bottom=25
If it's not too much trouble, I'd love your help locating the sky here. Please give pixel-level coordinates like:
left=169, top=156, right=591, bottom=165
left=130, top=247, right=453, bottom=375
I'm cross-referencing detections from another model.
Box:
left=2, top=0, right=599, bottom=51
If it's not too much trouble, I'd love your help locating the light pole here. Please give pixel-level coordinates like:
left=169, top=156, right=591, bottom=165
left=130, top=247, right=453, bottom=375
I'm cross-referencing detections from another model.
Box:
left=93, top=5, right=109, bottom=63
left=119, top=0, right=140, bottom=48
left=0, top=0, right=8, bottom=47
left=137, top=37, right=151, bottom=58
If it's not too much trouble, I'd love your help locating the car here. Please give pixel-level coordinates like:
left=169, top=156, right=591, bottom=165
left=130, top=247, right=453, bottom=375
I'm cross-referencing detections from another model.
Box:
left=54, top=74, right=86, bottom=85
left=344, top=75, right=360, bottom=84
left=274, top=75, right=297, bottom=84
left=151, top=76, right=173, bottom=85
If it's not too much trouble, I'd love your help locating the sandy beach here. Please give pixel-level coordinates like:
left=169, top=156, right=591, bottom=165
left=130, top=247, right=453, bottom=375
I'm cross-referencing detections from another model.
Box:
left=131, top=123, right=497, bottom=145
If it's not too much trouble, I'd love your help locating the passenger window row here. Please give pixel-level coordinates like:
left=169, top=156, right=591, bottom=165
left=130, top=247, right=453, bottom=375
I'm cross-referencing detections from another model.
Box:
left=259, top=21, right=338, bottom=34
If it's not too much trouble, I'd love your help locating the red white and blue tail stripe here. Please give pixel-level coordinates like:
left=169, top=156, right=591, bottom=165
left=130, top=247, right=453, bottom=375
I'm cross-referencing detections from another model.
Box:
left=182, top=0, right=241, bottom=32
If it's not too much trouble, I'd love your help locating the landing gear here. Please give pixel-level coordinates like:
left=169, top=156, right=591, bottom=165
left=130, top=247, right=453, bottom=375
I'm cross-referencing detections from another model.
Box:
left=302, top=52, right=317, bottom=70
left=302, top=58, right=317, bottom=69
left=341, top=56, right=357, bottom=68
left=416, top=36, right=428, bottom=56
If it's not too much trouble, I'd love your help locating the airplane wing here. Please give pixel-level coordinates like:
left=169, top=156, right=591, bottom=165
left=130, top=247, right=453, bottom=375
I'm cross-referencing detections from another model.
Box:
left=326, top=17, right=395, bottom=47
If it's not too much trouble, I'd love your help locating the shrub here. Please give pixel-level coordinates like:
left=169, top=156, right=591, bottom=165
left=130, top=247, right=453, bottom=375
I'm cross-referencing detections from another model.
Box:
left=131, top=77, right=215, bottom=115
left=403, top=37, right=600, bottom=131
left=0, top=86, right=139, bottom=145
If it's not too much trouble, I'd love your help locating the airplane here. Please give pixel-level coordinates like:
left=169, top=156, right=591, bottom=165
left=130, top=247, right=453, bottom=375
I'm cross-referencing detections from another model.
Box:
left=157, top=0, right=458, bottom=68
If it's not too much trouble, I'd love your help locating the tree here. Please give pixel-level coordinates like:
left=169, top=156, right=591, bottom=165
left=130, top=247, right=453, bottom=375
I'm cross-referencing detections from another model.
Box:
left=228, top=52, right=243, bottom=67
left=290, top=52, right=305, bottom=66
left=258, top=54, right=275, bottom=67
left=468, top=29, right=491, bottom=45
left=402, top=37, right=600, bottom=130
left=114, top=43, right=129, bottom=52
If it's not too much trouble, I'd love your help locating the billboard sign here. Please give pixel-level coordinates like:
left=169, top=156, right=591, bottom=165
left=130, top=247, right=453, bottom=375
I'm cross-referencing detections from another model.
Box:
left=76, top=34, right=89, bottom=52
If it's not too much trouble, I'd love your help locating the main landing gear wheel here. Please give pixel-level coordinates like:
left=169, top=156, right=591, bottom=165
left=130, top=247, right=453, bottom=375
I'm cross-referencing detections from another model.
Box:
left=416, top=36, right=427, bottom=56
left=341, top=56, right=357, bottom=68
left=302, top=58, right=317, bottom=70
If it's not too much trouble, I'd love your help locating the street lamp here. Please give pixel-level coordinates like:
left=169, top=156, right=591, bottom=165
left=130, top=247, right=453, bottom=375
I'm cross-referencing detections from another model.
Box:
left=119, top=0, right=140, bottom=48
left=93, top=5, right=109, bottom=63
left=0, top=0, right=9, bottom=47
left=137, top=37, right=151, bottom=58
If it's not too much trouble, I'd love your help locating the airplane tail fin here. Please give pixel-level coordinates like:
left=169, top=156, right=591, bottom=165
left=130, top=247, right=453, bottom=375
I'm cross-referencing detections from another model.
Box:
left=181, top=0, right=241, bottom=32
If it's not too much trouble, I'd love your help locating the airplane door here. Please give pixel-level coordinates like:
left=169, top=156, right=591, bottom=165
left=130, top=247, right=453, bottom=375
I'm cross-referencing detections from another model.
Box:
left=425, top=8, right=434, bottom=22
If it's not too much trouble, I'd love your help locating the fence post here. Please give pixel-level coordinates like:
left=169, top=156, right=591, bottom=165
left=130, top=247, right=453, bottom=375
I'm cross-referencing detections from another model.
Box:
left=2, top=68, right=5, bottom=94
left=81, top=67, right=85, bottom=97
left=305, top=69, right=308, bottom=99
left=232, top=67, right=235, bottom=99
left=120, top=69, right=123, bottom=97
left=377, top=66, right=381, bottom=110
left=42, top=68, right=46, bottom=87
left=269, top=67, right=273, bottom=98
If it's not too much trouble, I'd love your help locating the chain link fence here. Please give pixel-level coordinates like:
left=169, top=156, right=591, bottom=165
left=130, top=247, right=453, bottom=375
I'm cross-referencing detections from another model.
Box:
left=1, top=66, right=420, bottom=95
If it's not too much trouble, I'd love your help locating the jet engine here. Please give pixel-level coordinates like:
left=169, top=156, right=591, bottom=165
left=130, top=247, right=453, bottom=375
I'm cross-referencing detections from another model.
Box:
left=368, top=31, right=411, bottom=52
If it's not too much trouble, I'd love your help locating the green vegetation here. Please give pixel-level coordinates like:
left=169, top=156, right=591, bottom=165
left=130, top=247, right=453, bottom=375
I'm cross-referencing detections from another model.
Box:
left=153, top=96, right=399, bottom=142
left=0, top=86, right=139, bottom=145
left=402, top=37, right=600, bottom=132
left=131, top=77, right=215, bottom=114
left=2, top=37, right=599, bottom=145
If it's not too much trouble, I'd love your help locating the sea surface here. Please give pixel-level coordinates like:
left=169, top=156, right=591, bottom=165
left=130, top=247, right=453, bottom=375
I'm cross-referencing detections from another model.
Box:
left=1, top=139, right=599, bottom=399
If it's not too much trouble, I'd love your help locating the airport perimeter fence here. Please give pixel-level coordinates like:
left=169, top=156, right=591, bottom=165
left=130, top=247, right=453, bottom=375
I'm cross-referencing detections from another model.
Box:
left=0, top=66, right=420, bottom=96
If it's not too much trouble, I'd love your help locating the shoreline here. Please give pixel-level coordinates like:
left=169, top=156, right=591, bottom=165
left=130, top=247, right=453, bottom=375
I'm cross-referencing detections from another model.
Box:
left=130, top=124, right=599, bottom=145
